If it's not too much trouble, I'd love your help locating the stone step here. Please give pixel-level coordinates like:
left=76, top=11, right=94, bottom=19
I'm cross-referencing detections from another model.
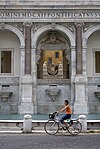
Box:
left=0, top=120, right=100, bottom=131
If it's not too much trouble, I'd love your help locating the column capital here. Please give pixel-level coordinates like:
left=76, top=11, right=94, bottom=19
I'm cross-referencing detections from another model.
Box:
left=23, top=22, right=33, bottom=27
left=74, top=22, right=84, bottom=28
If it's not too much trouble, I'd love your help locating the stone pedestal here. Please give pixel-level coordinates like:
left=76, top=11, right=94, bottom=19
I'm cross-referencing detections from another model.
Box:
left=19, top=75, right=33, bottom=114
left=74, top=75, right=88, bottom=114
left=23, top=114, right=32, bottom=133
left=78, top=115, right=87, bottom=132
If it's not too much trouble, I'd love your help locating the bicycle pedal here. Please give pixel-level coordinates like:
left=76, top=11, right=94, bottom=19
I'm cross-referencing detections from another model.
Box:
left=62, top=126, right=67, bottom=130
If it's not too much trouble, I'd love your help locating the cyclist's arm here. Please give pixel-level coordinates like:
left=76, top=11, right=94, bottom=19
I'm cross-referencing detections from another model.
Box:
left=59, top=105, right=67, bottom=113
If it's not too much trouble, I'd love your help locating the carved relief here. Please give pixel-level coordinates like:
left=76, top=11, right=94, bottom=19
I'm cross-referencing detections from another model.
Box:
left=49, top=32, right=57, bottom=44
left=32, top=23, right=47, bottom=34
left=45, top=84, right=61, bottom=102
left=43, top=62, right=64, bottom=79
left=17, top=23, right=24, bottom=34
left=67, top=24, right=75, bottom=32
left=83, top=24, right=95, bottom=32
left=51, top=23, right=56, bottom=30
left=11, top=23, right=24, bottom=34
left=47, top=63, right=58, bottom=76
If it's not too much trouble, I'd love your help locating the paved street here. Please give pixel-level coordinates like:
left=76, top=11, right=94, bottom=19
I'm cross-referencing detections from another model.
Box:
left=0, top=133, right=100, bottom=149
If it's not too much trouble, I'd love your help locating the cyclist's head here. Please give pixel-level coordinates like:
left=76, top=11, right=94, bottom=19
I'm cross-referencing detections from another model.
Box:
left=64, top=100, right=69, bottom=105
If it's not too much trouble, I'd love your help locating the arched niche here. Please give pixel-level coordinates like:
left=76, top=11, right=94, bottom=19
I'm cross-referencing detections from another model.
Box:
left=36, top=30, right=71, bottom=79
left=0, top=24, right=24, bottom=47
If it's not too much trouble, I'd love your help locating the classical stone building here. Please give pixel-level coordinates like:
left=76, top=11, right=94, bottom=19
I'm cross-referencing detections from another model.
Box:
left=0, top=0, right=100, bottom=114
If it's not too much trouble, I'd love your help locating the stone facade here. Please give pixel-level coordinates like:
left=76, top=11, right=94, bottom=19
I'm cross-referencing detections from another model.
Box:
left=0, top=0, right=100, bottom=114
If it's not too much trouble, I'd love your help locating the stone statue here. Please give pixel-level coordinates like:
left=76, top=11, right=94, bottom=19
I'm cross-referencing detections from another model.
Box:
left=43, top=61, right=47, bottom=69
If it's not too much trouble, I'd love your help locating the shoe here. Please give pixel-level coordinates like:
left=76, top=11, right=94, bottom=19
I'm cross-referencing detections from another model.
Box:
left=67, top=124, right=70, bottom=127
left=59, top=127, right=63, bottom=130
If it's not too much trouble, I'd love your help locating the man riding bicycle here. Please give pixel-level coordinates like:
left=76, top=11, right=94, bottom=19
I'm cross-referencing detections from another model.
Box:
left=58, top=100, right=72, bottom=128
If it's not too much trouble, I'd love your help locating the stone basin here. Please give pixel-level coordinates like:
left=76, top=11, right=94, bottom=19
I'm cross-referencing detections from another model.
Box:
left=94, top=91, right=100, bottom=99
left=0, top=92, right=13, bottom=102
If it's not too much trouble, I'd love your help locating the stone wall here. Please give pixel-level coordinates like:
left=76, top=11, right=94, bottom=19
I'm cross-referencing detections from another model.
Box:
left=0, top=77, right=20, bottom=114
left=88, top=77, right=100, bottom=114
left=37, top=84, right=71, bottom=114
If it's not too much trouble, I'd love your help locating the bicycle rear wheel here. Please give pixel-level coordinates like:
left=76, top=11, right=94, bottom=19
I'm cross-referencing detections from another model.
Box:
left=67, top=120, right=82, bottom=135
left=44, top=120, right=59, bottom=135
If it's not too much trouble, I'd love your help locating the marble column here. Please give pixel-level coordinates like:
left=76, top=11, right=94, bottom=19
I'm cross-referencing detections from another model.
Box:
left=75, top=22, right=83, bottom=74
left=19, top=23, right=33, bottom=114
left=74, top=22, right=88, bottom=114
left=25, top=24, right=31, bottom=74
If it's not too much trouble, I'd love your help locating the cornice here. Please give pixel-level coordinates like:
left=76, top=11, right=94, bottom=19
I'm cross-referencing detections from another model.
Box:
left=0, top=1, right=100, bottom=9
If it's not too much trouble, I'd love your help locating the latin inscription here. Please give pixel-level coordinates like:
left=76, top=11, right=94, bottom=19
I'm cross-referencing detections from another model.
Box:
left=0, top=10, right=100, bottom=19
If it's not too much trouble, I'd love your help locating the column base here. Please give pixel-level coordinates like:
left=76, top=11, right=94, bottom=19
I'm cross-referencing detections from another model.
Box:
left=73, top=101, right=88, bottom=114
left=19, top=75, right=34, bottom=114
left=19, top=102, right=33, bottom=114
left=74, top=75, right=88, bottom=114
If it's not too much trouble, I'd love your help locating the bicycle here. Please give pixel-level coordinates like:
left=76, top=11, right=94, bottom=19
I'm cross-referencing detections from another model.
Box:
left=44, top=112, right=82, bottom=135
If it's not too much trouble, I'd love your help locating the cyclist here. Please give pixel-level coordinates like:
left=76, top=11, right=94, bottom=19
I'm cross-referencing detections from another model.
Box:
left=58, top=100, right=72, bottom=128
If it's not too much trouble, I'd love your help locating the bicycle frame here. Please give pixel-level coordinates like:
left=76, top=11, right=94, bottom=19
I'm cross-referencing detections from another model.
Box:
left=45, top=112, right=82, bottom=135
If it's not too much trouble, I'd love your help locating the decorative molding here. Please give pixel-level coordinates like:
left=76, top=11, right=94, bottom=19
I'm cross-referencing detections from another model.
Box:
left=32, top=23, right=46, bottom=34
left=0, top=22, right=5, bottom=29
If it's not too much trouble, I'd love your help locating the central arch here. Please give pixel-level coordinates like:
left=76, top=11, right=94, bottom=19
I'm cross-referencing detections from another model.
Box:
left=31, top=24, right=75, bottom=114
left=32, top=24, right=75, bottom=48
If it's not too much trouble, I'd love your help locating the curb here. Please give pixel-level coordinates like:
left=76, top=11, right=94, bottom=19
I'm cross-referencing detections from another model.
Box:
left=0, top=129, right=100, bottom=134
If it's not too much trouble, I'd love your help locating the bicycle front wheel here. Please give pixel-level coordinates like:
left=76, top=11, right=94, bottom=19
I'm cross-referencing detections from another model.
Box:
left=67, top=121, right=82, bottom=135
left=44, top=120, right=59, bottom=135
